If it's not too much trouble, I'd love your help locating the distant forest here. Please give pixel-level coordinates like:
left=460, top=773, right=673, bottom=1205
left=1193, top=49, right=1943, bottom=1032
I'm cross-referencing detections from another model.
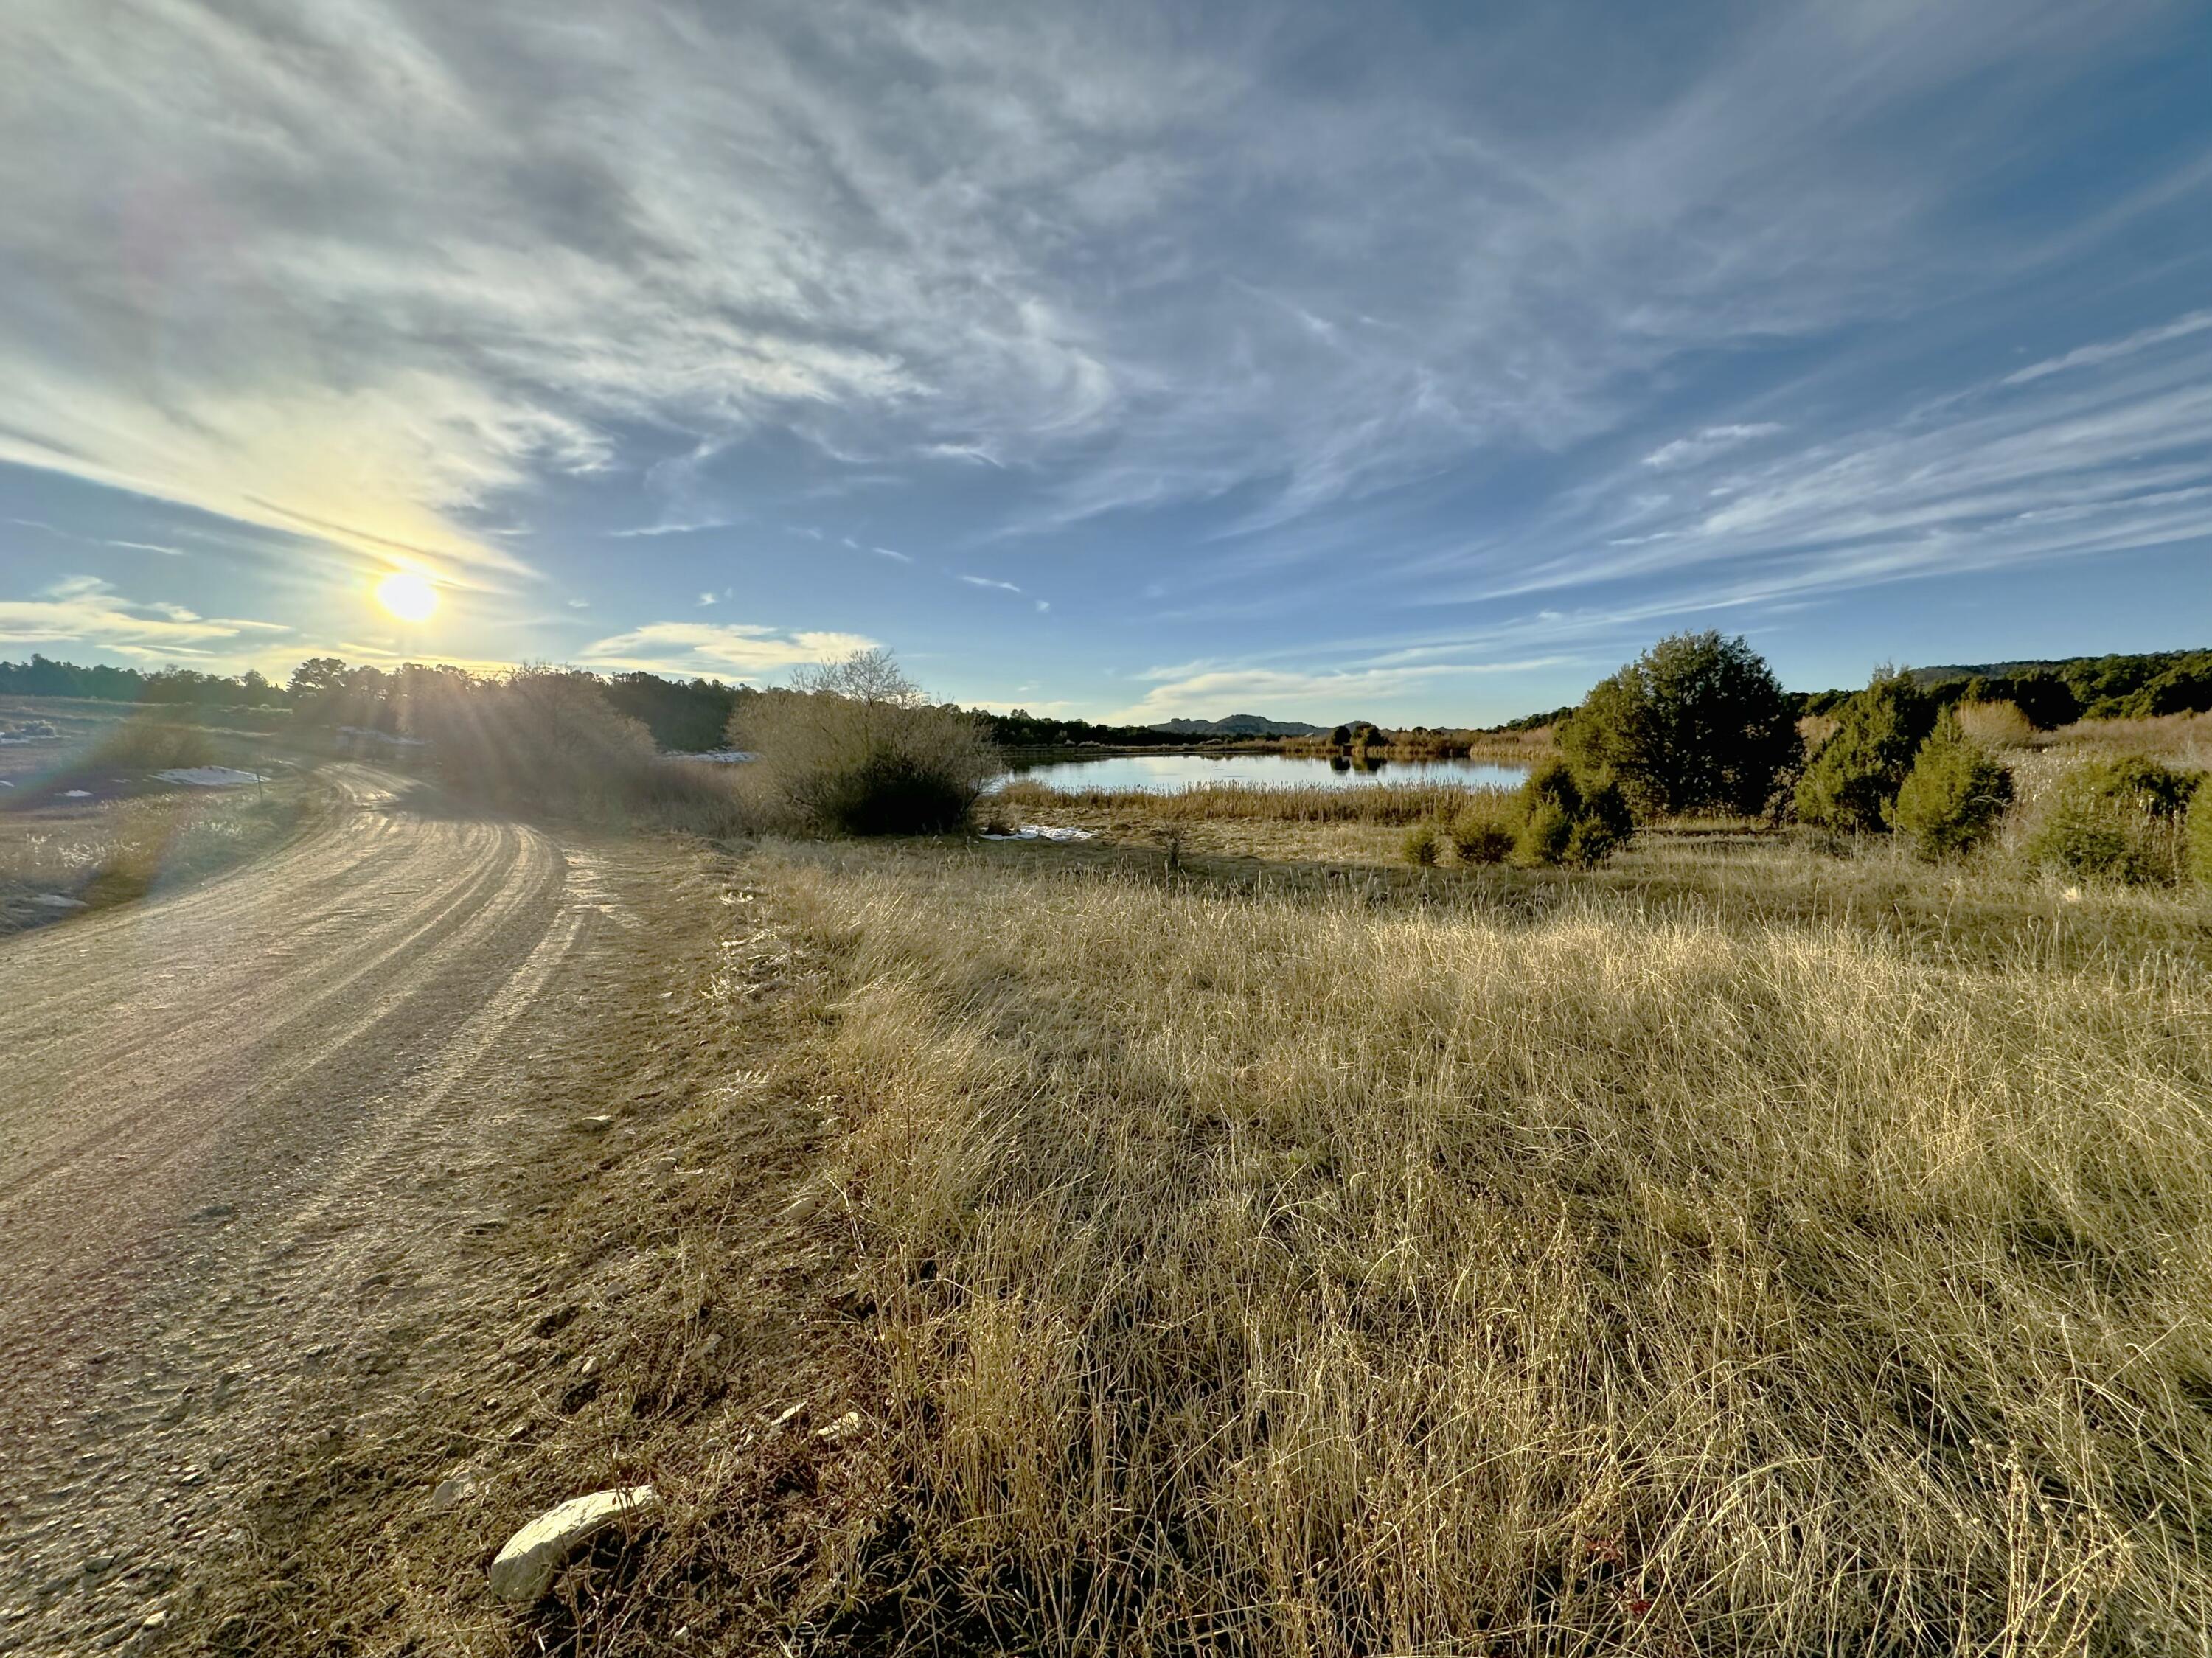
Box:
left=1804, top=649, right=2212, bottom=726
left=7, top=644, right=2209, bottom=750
left=0, top=654, right=1221, bottom=753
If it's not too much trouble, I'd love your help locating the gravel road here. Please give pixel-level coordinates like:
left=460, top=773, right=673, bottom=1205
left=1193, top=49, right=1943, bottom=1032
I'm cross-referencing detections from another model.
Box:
left=0, top=767, right=661, bottom=1653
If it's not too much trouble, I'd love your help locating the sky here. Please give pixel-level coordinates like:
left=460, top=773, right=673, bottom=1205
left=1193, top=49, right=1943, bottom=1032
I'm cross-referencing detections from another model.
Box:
left=1, top=0, right=2209, bottom=725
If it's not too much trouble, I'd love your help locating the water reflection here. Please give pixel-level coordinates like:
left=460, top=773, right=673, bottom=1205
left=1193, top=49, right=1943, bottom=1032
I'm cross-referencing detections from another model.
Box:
left=998, top=751, right=1531, bottom=793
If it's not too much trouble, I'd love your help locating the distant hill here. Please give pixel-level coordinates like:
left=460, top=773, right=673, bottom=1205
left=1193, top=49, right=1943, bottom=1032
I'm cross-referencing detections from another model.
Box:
left=1801, top=647, right=2212, bottom=725
left=1905, top=651, right=2206, bottom=686
left=1149, top=714, right=1327, bottom=737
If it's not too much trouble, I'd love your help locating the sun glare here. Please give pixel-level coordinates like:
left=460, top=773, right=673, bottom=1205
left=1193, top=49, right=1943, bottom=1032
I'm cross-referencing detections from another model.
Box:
left=375, top=571, right=439, bottom=624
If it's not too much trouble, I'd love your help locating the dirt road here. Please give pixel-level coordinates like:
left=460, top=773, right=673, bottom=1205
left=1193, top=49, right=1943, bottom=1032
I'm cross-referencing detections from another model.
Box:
left=0, top=768, right=675, bottom=1653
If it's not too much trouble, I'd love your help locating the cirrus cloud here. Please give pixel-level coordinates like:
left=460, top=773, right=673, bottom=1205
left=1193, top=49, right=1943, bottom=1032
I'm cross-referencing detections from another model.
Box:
left=0, top=575, right=289, bottom=658
left=577, top=621, right=878, bottom=678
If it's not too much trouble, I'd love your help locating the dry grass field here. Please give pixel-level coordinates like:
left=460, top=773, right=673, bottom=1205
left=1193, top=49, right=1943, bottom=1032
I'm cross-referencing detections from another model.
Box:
left=185, top=793, right=2212, bottom=1657
left=758, top=828, right=2212, bottom=1657
left=108, top=710, right=2211, bottom=1656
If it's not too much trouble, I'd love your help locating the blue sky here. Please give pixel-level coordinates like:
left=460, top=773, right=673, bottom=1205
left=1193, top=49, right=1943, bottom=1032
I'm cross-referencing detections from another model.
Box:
left=1, top=0, right=2208, bottom=725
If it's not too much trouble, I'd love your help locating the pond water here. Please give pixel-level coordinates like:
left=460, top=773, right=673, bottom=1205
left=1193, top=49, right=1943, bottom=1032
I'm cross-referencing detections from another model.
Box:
left=996, top=751, right=1531, bottom=793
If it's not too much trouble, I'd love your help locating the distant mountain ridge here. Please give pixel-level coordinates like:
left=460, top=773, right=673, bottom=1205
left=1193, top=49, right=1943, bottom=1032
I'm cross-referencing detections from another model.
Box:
left=1149, top=713, right=1326, bottom=737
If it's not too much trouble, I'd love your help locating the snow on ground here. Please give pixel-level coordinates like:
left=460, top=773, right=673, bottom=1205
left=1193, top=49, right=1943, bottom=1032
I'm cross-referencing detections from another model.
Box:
left=154, top=767, right=263, bottom=787
left=62, top=789, right=91, bottom=798
left=337, top=725, right=428, bottom=748
left=662, top=749, right=757, bottom=764
left=980, top=824, right=1096, bottom=843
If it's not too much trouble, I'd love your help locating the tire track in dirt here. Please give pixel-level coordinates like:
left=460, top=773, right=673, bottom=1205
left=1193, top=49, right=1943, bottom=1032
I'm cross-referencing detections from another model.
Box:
left=0, top=775, right=506, bottom=1087
left=0, top=769, right=670, bottom=1656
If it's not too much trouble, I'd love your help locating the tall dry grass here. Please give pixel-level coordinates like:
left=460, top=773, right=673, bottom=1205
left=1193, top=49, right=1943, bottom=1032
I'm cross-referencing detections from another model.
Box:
left=768, top=843, right=2212, bottom=1656
left=2042, top=711, right=2212, bottom=768
left=1955, top=700, right=2036, bottom=749
left=992, top=778, right=1506, bottom=827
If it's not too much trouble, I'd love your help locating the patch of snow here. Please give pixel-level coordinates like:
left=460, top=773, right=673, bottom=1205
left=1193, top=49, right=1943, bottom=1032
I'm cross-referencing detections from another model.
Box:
left=63, top=788, right=92, bottom=798
left=29, top=892, right=86, bottom=909
left=154, top=766, right=262, bottom=787
left=337, top=725, right=428, bottom=748
left=663, top=749, right=757, bottom=764
left=980, top=823, right=1096, bottom=843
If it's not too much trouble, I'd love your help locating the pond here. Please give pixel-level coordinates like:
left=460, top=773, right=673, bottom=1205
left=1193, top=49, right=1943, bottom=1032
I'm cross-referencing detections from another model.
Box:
left=996, top=751, right=1531, bottom=793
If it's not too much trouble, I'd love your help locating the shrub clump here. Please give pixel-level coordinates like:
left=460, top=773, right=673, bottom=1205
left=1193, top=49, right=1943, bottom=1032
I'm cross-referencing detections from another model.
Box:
left=731, top=650, right=998, bottom=837
left=400, top=664, right=750, bottom=830
left=2026, top=756, right=2202, bottom=885
left=2189, top=793, right=2212, bottom=888
left=1401, top=821, right=1443, bottom=867
left=91, top=714, right=216, bottom=770
left=1795, top=669, right=1937, bottom=832
left=1891, top=711, right=2014, bottom=859
left=1557, top=630, right=1796, bottom=819
left=1447, top=798, right=1517, bottom=865
left=1512, top=760, right=1632, bottom=868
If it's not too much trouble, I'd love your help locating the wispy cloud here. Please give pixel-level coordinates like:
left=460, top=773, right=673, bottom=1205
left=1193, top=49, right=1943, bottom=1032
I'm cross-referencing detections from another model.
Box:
left=0, top=575, right=288, bottom=656
left=609, top=520, right=738, bottom=540
left=1641, top=425, right=1786, bottom=470
left=2003, top=310, right=2212, bottom=386
left=1481, top=310, right=2212, bottom=611
left=577, top=621, right=877, bottom=677
left=1114, top=657, right=1565, bottom=724
left=3, top=0, right=2167, bottom=574
left=1, top=1, right=2202, bottom=713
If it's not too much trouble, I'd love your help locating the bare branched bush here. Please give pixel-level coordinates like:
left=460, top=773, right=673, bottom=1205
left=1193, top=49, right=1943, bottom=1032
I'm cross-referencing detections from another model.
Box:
left=729, top=649, right=997, bottom=836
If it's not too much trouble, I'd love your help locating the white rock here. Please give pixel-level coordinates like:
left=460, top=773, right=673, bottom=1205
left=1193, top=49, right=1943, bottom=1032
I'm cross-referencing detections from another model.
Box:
left=815, top=1409, right=865, bottom=1443
left=488, top=1485, right=658, bottom=1603
left=429, top=1469, right=482, bottom=1513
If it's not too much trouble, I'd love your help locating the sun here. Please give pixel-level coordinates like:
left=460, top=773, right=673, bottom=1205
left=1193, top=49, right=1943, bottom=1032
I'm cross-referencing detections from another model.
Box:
left=375, top=570, right=439, bottom=624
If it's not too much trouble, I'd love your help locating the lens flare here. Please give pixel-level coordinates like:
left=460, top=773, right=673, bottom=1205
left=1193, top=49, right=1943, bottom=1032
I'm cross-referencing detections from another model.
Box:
left=375, top=571, right=438, bottom=623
